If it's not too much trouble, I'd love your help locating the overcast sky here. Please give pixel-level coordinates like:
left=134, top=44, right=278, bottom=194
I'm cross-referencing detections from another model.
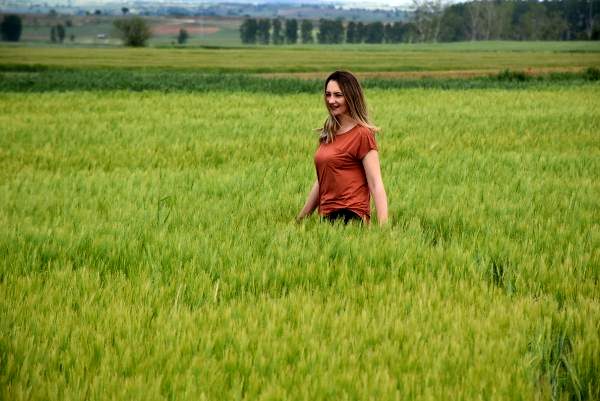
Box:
left=59, top=0, right=415, bottom=7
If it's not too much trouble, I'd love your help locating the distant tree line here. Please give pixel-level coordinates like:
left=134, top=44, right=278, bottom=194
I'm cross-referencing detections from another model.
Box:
left=240, top=18, right=311, bottom=44
left=239, top=0, right=600, bottom=44
left=417, top=0, right=599, bottom=41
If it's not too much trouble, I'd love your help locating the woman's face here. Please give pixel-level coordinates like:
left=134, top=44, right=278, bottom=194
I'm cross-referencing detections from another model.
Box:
left=325, top=80, right=348, bottom=118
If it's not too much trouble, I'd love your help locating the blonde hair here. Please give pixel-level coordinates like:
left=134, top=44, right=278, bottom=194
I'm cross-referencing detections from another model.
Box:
left=319, top=70, right=378, bottom=143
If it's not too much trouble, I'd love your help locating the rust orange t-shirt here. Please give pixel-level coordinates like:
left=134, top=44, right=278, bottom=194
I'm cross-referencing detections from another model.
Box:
left=314, top=125, right=378, bottom=219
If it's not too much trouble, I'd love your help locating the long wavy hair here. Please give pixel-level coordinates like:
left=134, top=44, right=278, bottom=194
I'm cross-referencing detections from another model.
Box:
left=319, top=70, right=378, bottom=143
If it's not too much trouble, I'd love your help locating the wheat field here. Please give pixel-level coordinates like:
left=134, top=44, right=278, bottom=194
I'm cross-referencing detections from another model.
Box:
left=1, top=85, right=599, bottom=400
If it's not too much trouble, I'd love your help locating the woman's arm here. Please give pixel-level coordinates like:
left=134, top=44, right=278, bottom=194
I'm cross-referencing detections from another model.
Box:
left=296, top=180, right=320, bottom=222
left=363, top=150, right=388, bottom=225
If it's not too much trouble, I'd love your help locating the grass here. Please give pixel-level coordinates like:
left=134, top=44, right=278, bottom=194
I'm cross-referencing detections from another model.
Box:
left=1, top=68, right=599, bottom=93
left=1, top=86, right=599, bottom=400
left=1, top=43, right=600, bottom=73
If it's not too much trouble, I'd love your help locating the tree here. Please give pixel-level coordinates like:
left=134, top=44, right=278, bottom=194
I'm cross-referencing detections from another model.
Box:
left=481, top=0, right=501, bottom=40
left=516, top=3, right=547, bottom=40
left=467, top=1, right=484, bottom=40
left=301, top=20, right=314, bottom=43
left=365, top=21, right=384, bottom=43
left=561, top=0, right=588, bottom=40
left=411, top=0, right=444, bottom=42
left=257, top=19, right=271, bottom=44
left=285, top=19, right=298, bottom=44
left=439, top=5, right=469, bottom=41
left=317, top=19, right=327, bottom=43
left=122, top=7, right=129, bottom=16
left=585, top=0, right=597, bottom=39
left=513, top=2, right=569, bottom=41
left=346, top=21, right=357, bottom=43
left=272, top=19, right=284, bottom=44
left=394, top=22, right=412, bottom=43
left=493, top=1, right=515, bottom=40
left=402, top=22, right=418, bottom=43
left=332, top=19, right=345, bottom=43
left=356, top=22, right=366, bottom=43
left=317, top=19, right=344, bottom=44
left=384, top=23, right=393, bottom=43
left=50, top=26, right=57, bottom=43
left=56, top=23, right=66, bottom=43
left=240, top=18, right=257, bottom=44
left=177, top=28, right=189, bottom=44
left=462, top=0, right=506, bottom=41
left=544, top=12, right=569, bottom=40
left=1, top=14, right=22, bottom=42
left=113, top=17, right=152, bottom=47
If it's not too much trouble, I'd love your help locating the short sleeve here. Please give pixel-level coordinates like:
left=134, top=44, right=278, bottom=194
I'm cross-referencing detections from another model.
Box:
left=354, top=127, right=378, bottom=160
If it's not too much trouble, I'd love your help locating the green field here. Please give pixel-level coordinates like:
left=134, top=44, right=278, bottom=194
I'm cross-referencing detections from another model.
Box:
left=2, top=86, right=600, bottom=400
left=1, top=43, right=600, bottom=400
left=2, top=42, right=600, bottom=74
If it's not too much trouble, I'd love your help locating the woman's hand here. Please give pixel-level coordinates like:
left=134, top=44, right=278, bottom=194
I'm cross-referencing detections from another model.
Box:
left=297, top=180, right=319, bottom=222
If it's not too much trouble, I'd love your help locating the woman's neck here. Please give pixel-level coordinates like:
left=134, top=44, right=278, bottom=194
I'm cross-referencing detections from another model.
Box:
left=336, top=114, right=356, bottom=134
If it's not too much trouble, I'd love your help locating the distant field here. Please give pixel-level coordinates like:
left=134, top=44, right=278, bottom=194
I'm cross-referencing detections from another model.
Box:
left=1, top=85, right=599, bottom=401
left=18, top=15, right=245, bottom=47
left=14, top=12, right=600, bottom=49
left=2, top=42, right=600, bottom=74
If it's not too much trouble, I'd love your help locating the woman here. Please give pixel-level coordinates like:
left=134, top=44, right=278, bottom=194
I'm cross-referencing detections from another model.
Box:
left=297, top=70, right=388, bottom=225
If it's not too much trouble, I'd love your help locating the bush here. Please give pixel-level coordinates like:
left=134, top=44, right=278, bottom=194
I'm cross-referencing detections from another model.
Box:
left=583, top=67, right=600, bottom=81
left=113, top=17, right=152, bottom=47
left=495, top=69, right=530, bottom=82
left=1, top=14, right=23, bottom=42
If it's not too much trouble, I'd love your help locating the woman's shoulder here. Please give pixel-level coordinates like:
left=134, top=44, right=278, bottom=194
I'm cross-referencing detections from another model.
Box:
left=333, top=124, right=376, bottom=143
left=353, top=124, right=376, bottom=138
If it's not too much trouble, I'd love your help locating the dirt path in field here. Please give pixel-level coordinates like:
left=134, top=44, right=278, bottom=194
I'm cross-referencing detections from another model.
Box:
left=258, top=66, right=587, bottom=80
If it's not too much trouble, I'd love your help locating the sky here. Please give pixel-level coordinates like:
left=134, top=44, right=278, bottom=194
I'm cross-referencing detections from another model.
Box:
left=56, top=0, right=415, bottom=7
